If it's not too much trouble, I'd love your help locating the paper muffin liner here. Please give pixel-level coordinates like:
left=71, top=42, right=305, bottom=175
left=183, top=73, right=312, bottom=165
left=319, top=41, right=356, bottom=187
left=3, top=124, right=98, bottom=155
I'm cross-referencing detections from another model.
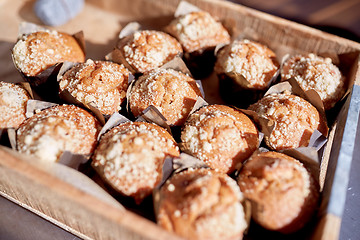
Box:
left=17, top=100, right=95, bottom=169
left=11, top=22, right=86, bottom=103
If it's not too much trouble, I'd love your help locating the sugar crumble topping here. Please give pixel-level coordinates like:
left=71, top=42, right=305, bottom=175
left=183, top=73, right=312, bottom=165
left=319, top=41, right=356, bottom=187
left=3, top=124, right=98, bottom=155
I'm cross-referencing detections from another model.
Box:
left=181, top=105, right=258, bottom=173
left=92, top=122, right=179, bottom=202
left=13, top=31, right=84, bottom=76
left=215, top=39, right=279, bottom=89
left=248, top=93, right=321, bottom=150
left=17, top=105, right=101, bottom=162
left=158, top=168, right=247, bottom=239
left=60, top=60, right=130, bottom=115
left=0, top=82, right=30, bottom=128
left=166, top=11, right=230, bottom=53
left=129, top=68, right=201, bottom=126
left=122, top=30, right=182, bottom=73
left=281, top=53, right=345, bottom=109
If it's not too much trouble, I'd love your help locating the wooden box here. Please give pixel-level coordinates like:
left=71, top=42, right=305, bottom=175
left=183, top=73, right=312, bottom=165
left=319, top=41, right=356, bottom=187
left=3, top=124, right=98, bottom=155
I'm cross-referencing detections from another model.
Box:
left=1, top=0, right=360, bottom=239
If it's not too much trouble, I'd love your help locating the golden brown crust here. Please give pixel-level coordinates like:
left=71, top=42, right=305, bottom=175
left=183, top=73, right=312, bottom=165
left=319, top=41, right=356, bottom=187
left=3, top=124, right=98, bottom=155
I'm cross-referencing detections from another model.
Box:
left=248, top=93, right=328, bottom=150
left=59, top=60, right=130, bottom=115
left=237, top=151, right=319, bottom=233
left=129, top=68, right=202, bottom=126
left=157, top=168, right=247, bottom=240
left=12, top=31, right=85, bottom=77
left=0, top=82, right=30, bottom=128
left=17, top=105, right=101, bottom=162
left=181, top=105, right=259, bottom=174
left=281, top=53, right=345, bottom=110
left=92, top=121, right=179, bottom=203
left=165, top=11, right=230, bottom=53
left=120, top=30, right=182, bottom=73
left=215, top=40, right=279, bottom=89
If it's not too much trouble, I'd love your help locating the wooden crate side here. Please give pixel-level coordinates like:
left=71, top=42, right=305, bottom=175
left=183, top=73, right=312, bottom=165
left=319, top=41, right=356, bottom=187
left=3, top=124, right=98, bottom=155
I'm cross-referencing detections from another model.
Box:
left=0, top=147, right=182, bottom=240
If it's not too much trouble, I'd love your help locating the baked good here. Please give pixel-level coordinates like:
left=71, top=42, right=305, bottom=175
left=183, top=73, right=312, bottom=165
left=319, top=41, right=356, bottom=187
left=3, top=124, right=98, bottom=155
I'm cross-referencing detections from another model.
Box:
left=237, top=151, right=319, bottom=233
left=59, top=60, right=130, bottom=115
left=12, top=30, right=85, bottom=77
left=165, top=11, right=230, bottom=54
left=0, top=82, right=31, bottom=128
left=215, top=39, right=279, bottom=90
left=215, top=39, right=279, bottom=107
left=17, top=105, right=101, bottom=162
left=118, top=30, right=182, bottom=74
left=157, top=167, right=247, bottom=240
left=92, top=121, right=179, bottom=203
left=129, top=68, right=202, bottom=126
left=181, top=104, right=258, bottom=174
left=281, top=53, right=345, bottom=109
left=248, top=93, right=328, bottom=150
left=165, top=11, right=231, bottom=77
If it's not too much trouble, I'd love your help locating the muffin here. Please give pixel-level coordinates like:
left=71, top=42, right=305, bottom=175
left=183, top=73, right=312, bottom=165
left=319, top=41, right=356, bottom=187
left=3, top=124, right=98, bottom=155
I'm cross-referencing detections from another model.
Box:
left=281, top=53, right=345, bottom=109
left=181, top=104, right=258, bottom=174
left=0, top=82, right=31, bottom=129
left=165, top=11, right=230, bottom=54
left=12, top=30, right=85, bottom=77
left=117, top=30, right=182, bottom=74
left=59, top=60, right=130, bottom=115
left=215, top=39, right=279, bottom=107
left=165, top=11, right=231, bottom=77
left=92, top=121, right=180, bottom=203
left=248, top=93, right=328, bottom=150
left=237, top=151, right=319, bottom=233
left=129, top=68, right=202, bottom=126
left=17, top=105, right=101, bottom=162
left=157, top=167, right=248, bottom=240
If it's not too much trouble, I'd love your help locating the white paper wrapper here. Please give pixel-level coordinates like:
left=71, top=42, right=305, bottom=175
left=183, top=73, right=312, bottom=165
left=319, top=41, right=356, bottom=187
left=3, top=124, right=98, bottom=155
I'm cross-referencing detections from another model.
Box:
left=174, top=1, right=202, bottom=18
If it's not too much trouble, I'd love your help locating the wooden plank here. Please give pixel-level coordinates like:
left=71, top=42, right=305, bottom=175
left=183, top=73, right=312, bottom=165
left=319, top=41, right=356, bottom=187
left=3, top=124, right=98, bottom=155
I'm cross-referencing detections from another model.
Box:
left=0, top=147, right=182, bottom=240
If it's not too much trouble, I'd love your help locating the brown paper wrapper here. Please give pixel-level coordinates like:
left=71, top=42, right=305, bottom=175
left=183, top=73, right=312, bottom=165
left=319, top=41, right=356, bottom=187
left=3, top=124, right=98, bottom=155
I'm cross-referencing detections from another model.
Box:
left=135, top=105, right=172, bottom=135
left=12, top=22, right=86, bottom=102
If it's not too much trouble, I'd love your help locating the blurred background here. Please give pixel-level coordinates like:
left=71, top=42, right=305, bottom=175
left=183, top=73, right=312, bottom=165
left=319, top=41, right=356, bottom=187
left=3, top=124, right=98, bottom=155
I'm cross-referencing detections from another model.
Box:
left=232, top=0, right=360, bottom=42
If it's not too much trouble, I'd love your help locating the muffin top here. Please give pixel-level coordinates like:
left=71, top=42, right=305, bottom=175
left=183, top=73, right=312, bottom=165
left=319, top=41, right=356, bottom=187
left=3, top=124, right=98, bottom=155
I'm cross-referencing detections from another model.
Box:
left=17, top=105, right=101, bottom=162
left=165, top=11, right=231, bottom=53
left=59, top=60, right=130, bottom=115
left=12, top=31, right=85, bottom=76
left=92, top=121, right=179, bottom=203
left=157, top=167, right=247, bottom=240
left=281, top=53, right=345, bottom=109
left=215, top=39, right=279, bottom=89
left=0, top=82, right=31, bottom=128
left=181, top=104, right=258, bottom=173
left=237, top=151, right=319, bottom=233
left=129, top=68, right=202, bottom=126
left=119, top=30, right=182, bottom=73
left=248, top=93, right=328, bottom=150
